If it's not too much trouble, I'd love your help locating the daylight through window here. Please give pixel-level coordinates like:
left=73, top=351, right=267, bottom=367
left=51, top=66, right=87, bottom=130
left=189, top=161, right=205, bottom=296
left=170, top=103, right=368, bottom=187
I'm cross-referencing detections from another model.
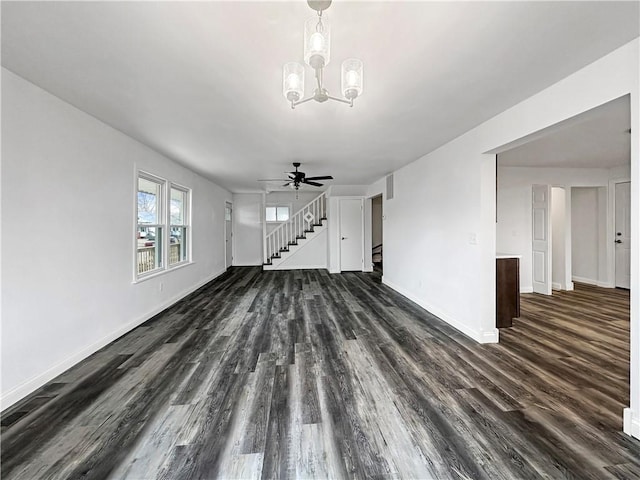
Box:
left=136, top=172, right=191, bottom=279
left=266, top=205, right=290, bottom=222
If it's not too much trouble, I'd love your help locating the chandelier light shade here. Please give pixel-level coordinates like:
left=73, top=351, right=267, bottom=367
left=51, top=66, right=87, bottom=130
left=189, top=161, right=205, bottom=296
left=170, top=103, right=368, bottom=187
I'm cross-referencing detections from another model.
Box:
left=283, top=0, right=363, bottom=109
left=304, top=15, right=331, bottom=69
left=341, top=58, right=363, bottom=100
left=283, top=62, right=305, bottom=102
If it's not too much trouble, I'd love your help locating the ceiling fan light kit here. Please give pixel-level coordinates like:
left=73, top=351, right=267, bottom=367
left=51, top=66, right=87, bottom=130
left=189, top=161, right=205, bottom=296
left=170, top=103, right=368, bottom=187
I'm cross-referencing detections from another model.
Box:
left=283, top=0, right=363, bottom=109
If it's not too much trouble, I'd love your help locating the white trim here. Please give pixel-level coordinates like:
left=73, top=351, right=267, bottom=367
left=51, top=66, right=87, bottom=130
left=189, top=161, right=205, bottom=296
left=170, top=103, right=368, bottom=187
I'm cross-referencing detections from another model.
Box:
left=382, top=277, right=498, bottom=344
left=169, top=182, right=192, bottom=266
left=1, top=267, right=227, bottom=411
left=233, top=262, right=263, bottom=267
left=624, top=408, right=640, bottom=439
left=225, top=200, right=233, bottom=269
left=552, top=282, right=562, bottom=290
left=264, top=264, right=328, bottom=271
left=572, top=275, right=598, bottom=285
left=132, top=260, right=195, bottom=284
left=521, top=286, right=534, bottom=294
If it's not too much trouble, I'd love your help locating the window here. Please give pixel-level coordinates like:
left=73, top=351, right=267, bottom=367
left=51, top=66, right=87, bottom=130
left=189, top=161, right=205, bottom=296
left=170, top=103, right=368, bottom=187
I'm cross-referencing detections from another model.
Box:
left=266, top=205, right=290, bottom=222
left=169, top=185, right=189, bottom=265
left=137, top=174, right=165, bottom=276
left=136, top=171, right=191, bottom=279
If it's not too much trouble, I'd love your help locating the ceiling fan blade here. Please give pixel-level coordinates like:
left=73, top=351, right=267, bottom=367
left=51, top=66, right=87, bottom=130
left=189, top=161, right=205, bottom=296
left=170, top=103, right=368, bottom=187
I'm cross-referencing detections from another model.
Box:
left=282, top=182, right=292, bottom=187
left=303, top=180, right=323, bottom=187
left=304, top=175, right=333, bottom=181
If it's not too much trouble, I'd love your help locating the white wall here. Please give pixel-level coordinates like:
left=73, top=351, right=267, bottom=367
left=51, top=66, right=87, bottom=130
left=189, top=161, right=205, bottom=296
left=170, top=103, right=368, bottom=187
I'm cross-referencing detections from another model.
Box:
left=276, top=228, right=327, bottom=270
left=232, top=193, right=263, bottom=266
left=371, top=38, right=639, bottom=437
left=1, top=69, right=232, bottom=408
left=497, top=166, right=610, bottom=291
left=571, top=187, right=601, bottom=284
left=551, top=187, right=566, bottom=289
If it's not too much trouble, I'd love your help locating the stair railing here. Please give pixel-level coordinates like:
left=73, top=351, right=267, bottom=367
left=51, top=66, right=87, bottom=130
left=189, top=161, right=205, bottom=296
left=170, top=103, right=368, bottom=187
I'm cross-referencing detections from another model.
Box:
left=264, top=191, right=327, bottom=264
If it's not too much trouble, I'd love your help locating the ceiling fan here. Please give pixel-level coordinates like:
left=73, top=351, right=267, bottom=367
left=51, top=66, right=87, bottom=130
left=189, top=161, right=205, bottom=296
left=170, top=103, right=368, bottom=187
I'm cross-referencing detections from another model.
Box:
left=259, top=162, right=333, bottom=190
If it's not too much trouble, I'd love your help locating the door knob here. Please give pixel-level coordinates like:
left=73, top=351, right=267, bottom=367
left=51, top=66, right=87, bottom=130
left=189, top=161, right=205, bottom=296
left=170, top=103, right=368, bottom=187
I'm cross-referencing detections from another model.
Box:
left=341, top=237, right=347, bottom=240
left=615, top=239, right=622, bottom=243
left=617, top=232, right=622, bottom=236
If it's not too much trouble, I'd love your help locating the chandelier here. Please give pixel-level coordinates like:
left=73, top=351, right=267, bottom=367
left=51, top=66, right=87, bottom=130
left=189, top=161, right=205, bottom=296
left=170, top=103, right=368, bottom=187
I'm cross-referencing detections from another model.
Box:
left=282, top=0, right=363, bottom=109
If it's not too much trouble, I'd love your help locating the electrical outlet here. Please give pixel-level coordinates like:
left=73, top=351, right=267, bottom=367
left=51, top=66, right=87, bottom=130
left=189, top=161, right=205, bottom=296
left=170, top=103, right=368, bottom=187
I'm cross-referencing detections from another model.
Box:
left=469, top=233, right=478, bottom=245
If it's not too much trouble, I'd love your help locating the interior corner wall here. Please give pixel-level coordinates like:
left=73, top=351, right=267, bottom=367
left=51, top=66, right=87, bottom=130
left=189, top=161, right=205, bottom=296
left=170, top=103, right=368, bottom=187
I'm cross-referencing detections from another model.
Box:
left=378, top=37, right=638, bottom=354
left=551, top=187, right=566, bottom=289
left=232, top=193, right=264, bottom=266
left=1, top=68, right=232, bottom=409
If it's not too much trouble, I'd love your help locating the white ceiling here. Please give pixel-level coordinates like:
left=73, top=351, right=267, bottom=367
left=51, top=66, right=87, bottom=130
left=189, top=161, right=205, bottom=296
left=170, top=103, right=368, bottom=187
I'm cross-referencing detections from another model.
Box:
left=2, top=1, right=639, bottom=192
left=498, top=95, right=631, bottom=168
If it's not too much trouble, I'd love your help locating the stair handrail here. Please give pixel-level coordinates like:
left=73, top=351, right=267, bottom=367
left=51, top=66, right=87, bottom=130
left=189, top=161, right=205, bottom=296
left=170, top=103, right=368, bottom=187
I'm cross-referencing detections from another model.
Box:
left=264, top=191, right=327, bottom=264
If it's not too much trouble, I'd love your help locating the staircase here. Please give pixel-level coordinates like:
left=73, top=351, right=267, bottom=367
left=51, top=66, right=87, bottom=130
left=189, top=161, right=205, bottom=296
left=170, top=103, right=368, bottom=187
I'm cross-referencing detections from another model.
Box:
left=263, top=192, right=327, bottom=270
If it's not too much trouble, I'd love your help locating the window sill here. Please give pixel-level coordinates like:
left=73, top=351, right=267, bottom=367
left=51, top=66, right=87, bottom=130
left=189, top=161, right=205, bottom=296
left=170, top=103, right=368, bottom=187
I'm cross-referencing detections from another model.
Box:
left=133, top=261, right=194, bottom=284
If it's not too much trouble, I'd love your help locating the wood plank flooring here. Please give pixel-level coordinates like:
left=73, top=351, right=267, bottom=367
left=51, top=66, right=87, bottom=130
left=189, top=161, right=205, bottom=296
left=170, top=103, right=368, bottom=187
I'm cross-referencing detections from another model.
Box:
left=2, top=269, right=639, bottom=479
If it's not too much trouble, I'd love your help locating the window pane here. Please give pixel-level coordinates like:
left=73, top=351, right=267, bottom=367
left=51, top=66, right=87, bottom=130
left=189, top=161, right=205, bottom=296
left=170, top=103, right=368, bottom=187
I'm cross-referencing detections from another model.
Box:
left=266, top=207, right=276, bottom=222
left=137, top=226, right=163, bottom=274
left=138, top=177, right=161, bottom=224
left=276, top=206, right=289, bottom=221
left=169, top=227, right=187, bottom=265
left=225, top=206, right=232, bottom=221
left=170, top=187, right=187, bottom=225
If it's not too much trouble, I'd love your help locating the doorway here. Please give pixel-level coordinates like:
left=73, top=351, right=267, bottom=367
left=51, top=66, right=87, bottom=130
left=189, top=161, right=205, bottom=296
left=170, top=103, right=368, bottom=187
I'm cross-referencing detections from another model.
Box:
left=339, top=198, right=364, bottom=271
left=225, top=201, right=233, bottom=269
left=371, top=195, right=383, bottom=273
left=615, top=181, right=631, bottom=289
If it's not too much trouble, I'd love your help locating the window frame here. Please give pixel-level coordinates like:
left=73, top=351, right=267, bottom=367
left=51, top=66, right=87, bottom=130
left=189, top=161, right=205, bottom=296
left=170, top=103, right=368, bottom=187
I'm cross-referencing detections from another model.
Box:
left=169, top=182, right=191, bottom=267
left=135, top=170, right=192, bottom=282
left=265, top=204, right=292, bottom=223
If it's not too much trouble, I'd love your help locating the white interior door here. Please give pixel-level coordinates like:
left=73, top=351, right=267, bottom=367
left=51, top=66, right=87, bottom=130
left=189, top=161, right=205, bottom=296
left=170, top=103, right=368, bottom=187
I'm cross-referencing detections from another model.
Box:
left=615, top=181, right=631, bottom=289
left=532, top=185, right=552, bottom=295
left=225, top=202, right=233, bottom=269
left=339, top=198, right=363, bottom=271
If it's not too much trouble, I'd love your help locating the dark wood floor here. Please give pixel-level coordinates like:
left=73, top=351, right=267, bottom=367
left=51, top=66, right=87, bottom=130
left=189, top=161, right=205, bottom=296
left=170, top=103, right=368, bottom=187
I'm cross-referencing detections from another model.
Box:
left=2, top=268, right=639, bottom=479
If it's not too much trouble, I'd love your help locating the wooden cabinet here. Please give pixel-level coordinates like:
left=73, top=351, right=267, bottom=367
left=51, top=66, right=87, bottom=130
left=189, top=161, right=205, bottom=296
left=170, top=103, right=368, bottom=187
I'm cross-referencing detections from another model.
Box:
left=496, top=257, right=520, bottom=328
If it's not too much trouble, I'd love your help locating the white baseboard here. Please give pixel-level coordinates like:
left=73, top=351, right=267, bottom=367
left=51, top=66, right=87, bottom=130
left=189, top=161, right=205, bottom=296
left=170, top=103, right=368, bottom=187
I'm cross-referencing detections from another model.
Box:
left=624, top=408, right=640, bottom=440
left=266, top=264, right=327, bottom=271
left=0, top=268, right=226, bottom=412
left=552, top=282, right=562, bottom=291
left=572, top=276, right=615, bottom=288
left=381, top=278, right=497, bottom=344
left=233, top=263, right=262, bottom=267
left=566, top=282, right=574, bottom=291
left=521, top=286, right=534, bottom=294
